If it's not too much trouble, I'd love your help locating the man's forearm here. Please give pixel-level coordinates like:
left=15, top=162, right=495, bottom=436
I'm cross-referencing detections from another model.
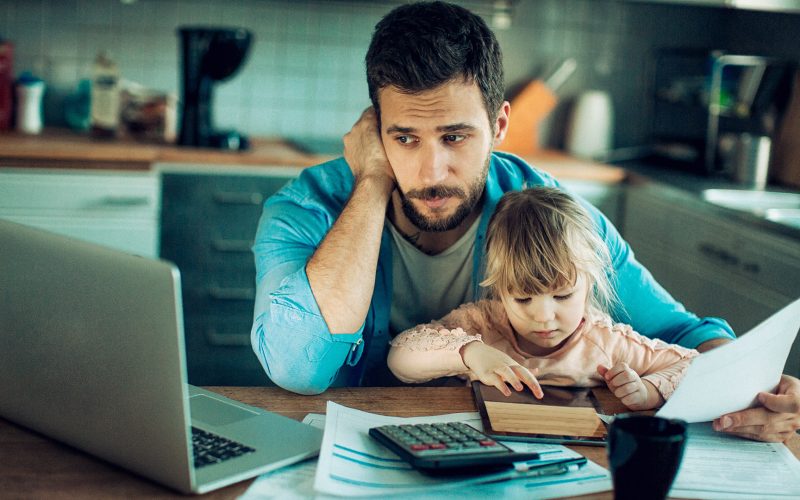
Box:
left=306, top=174, right=393, bottom=334
left=696, top=337, right=732, bottom=353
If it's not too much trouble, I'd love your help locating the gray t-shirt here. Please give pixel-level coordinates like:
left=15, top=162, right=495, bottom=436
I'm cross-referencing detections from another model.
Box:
left=388, top=217, right=480, bottom=335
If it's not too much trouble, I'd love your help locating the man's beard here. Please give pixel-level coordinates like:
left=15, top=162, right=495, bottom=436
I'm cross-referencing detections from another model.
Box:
left=399, top=154, right=490, bottom=232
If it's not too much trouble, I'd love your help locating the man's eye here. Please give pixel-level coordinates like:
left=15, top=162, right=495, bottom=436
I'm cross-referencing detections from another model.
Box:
left=444, top=134, right=465, bottom=143
left=397, top=136, right=416, bottom=145
left=554, top=293, right=574, bottom=301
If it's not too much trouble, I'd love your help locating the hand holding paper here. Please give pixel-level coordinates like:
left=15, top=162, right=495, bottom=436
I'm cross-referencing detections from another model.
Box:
left=713, top=374, right=800, bottom=442
left=657, top=297, right=800, bottom=426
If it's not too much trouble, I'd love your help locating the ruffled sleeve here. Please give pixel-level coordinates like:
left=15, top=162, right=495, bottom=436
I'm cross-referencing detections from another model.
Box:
left=593, top=316, right=699, bottom=401
left=387, top=302, right=501, bottom=383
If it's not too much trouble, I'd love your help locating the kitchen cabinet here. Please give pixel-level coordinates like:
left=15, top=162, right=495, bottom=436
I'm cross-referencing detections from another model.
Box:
left=0, top=168, right=161, bottom=257
left=624, top=182, right=800, bottom=377
left=626, top=0, right=800, bottom=13
left=158, top=166, right=299, bottom=386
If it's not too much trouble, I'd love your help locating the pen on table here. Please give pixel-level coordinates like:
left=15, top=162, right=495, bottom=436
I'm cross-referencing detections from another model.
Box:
left=513, top=457, right=588, bottom=477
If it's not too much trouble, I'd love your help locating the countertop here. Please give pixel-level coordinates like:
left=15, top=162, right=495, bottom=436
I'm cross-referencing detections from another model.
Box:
left=620, top=160, right=800, bottom=241
left=0, top=129, right=329, bottom=169
left=0, top=129, right=627, bottom=182
left=2, top=129, right=796, bottom=240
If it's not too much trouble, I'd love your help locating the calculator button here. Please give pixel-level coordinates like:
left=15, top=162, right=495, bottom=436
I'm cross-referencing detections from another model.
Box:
left=369, top=421, right=539, bottom=472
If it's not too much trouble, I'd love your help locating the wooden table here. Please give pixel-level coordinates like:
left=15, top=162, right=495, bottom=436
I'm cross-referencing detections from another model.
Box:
left=1, top=386, right=798, bottom=498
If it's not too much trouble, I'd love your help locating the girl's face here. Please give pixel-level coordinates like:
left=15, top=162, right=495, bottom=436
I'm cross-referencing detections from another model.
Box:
left=499, top=273, right=589, bottom=356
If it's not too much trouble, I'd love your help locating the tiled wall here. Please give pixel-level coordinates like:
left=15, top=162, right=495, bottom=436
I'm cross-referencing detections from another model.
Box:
left=1, top=0, right=799, bottom=149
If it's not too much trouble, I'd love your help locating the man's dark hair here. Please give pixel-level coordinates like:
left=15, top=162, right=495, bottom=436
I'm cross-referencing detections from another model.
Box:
left=365, top=1, right=504, bottom=123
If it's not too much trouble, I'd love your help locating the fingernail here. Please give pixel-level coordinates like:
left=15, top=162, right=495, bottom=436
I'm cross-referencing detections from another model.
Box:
left=721, top=416, right=732, bottom=429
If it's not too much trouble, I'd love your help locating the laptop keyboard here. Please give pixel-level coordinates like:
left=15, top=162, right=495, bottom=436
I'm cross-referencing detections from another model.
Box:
left=191, top=426, right=256, bottom=469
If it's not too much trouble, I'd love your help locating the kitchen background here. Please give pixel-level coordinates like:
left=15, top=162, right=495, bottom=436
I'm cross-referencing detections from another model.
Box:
left=1, top=0, right=799, bottom=150
left=2, top=0, right=800, bottom=387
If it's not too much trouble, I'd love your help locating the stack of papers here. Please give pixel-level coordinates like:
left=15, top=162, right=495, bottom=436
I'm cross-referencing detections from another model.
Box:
left=241, top=402, right=611, bottom=499
left=670, top=423, right=800, bottom=499
left=313, top=402, right=610, bottom=497
left=240, top=408, right=800, bottom=500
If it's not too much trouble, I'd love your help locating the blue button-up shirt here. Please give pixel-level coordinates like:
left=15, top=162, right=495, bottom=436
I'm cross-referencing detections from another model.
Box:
left=251, top=152, right=734, bottom=394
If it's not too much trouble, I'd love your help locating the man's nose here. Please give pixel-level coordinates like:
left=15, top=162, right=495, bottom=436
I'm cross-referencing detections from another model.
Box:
left=417, top=143, right=449, bottom=185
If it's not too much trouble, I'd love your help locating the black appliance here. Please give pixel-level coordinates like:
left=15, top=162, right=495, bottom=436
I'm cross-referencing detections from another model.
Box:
left=647, top=48, right=794, bottom=176
left=177, top=27, right=252, bottom=150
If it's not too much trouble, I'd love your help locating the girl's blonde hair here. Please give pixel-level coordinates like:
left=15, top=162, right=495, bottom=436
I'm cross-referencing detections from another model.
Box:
left=481, top=187, right=617, bottom=315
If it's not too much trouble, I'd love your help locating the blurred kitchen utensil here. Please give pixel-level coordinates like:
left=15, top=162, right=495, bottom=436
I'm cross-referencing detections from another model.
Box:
left=734, top=64, right=766, bottom=117
left=177, top=27, right=252, bottom=150
left=0, top=40, right=13, bottom=131
left=566, top=90, right=614, bottom=160
left=64, top=79, right=91, bottom=131
left=730, top=133, right=771, bottom=189
left=15, top=72, right=45, bottom=134
left=501, top=58, right=576, bottom=156
left=772, top=69, right=800, bottom=189
left=90, top=51, right=121, bottom=138
left=120, top=81, right=177, bottom=143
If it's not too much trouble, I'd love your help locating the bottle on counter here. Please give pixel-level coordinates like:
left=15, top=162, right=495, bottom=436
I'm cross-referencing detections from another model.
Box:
left=15, top=72, right=45, bottom=134
left=90, top=51, right=120, bottom=138
left=0, top=39, right=13, bottom=131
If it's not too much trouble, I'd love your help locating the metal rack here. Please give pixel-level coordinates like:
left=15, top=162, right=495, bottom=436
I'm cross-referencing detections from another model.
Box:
left=705, top=53, right=773, bottom=171
left=649, top=49, right=788, bottom=175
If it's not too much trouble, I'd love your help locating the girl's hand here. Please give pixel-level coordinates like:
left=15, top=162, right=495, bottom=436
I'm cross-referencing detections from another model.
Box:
left=598, top=362, right=662, bottom=411
left=460, top=342, right=543, bottom=398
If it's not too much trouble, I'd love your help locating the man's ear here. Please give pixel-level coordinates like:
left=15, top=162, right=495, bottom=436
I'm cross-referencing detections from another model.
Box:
left=492, top=101, right=511, bottom=146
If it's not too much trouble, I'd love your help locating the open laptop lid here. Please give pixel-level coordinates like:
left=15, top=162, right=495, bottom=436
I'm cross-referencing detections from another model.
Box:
left=0, top=219, right=195, bottom=492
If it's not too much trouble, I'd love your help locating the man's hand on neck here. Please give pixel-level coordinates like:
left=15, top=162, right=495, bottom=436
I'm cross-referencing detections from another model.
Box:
left=345, top=107, right=396, bottom=195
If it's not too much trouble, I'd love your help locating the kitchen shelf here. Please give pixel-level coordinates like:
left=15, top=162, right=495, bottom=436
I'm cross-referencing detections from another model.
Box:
left=626, top=0, right=800, bottom=14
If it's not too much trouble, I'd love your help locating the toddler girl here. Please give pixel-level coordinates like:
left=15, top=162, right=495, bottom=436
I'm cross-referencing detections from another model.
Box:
left=388, top=187, right=698, bottom=411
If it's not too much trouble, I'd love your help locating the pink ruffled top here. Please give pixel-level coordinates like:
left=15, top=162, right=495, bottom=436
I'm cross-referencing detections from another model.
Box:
left=388, top=299, right=698, bottom=400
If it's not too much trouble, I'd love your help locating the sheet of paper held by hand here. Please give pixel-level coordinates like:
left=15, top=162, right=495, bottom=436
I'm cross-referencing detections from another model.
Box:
left=657, top=296, right=800, bottom=423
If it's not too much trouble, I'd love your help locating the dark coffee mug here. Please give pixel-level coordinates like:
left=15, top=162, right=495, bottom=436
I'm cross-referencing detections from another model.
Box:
left=607, top=414, right=688, bottom=500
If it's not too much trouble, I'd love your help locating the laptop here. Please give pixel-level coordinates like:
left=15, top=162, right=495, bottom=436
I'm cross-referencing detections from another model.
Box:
left=0, top=219, right=322, bottom=494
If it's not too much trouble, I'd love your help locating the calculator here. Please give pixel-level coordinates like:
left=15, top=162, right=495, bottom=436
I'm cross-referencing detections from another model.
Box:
left=368, top=422, right=540, bottom=474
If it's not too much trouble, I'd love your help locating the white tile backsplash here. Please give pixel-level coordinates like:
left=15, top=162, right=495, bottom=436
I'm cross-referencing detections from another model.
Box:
left=2, top=0, right=799, bottom=148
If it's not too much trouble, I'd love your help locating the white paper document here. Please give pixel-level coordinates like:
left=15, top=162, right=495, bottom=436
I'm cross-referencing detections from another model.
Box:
left=657, top=297, right=800, bottom=422
left=670, top=422, right=800, bottom=499
left=240, top=407, right=610, bottom=499
left=310, top=402, right=610, bottom=498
